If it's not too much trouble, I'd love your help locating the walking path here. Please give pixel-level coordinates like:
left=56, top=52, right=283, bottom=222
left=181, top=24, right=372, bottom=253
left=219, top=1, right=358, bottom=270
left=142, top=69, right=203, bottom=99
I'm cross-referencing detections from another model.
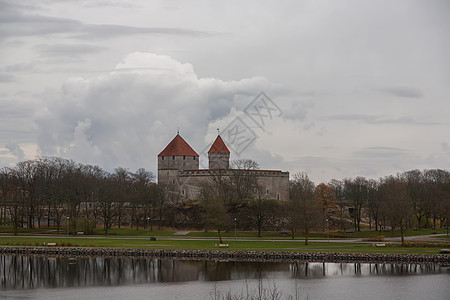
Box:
left=0, top=233, right=447, bottom=243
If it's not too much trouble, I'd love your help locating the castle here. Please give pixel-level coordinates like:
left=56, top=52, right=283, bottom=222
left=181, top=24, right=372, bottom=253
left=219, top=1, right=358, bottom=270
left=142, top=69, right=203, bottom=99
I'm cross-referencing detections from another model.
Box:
left=157, top=133, right=289, bottom=201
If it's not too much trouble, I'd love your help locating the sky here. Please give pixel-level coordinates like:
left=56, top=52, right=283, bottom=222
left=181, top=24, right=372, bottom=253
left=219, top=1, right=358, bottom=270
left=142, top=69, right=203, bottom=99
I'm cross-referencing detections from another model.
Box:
left=0, top=0, right=449, bottom=183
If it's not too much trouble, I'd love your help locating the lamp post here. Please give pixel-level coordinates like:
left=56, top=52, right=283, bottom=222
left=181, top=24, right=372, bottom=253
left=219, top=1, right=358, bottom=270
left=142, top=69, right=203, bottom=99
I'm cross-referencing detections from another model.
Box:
left=147, top=217, right=150, bottom=240
left=326, top=218, right=329, bottom=243
left=234, top=217, right=237, bottom=242
left=66, top=216, right=70, bottom=237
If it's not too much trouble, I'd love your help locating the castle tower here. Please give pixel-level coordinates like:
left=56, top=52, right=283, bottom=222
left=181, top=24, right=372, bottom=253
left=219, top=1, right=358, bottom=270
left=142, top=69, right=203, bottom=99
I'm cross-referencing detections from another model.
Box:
left=158, top=134, right=199, bottom=185
left=208, top=135, right=230, bottom=169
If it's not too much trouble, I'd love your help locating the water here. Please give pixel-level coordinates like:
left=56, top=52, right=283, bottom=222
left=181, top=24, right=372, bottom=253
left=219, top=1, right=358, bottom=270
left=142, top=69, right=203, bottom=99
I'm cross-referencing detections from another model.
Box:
left=0, top=255, right=448, bottom=299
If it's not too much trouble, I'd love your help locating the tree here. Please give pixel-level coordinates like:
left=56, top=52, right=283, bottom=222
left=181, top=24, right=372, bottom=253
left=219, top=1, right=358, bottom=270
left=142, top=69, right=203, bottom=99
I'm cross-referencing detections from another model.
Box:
left=379, top=176, right=412, bottom=245
left=230, top=159, right=260, bottom=200
left=344, top=177, right=368, bottom=231
left=111, top=167, right=132, bottom=228
left=423, top=169, right=450, bottom=229
left=328, top=179, right=348, bottom=232
left=98, top=176, right=118, bottom=234
left=366, top=179, right=380, bottom=231
left=130, top=168, right=155, bottom=230
left=289, top=172, right=320, bottom=245
left=201, top=180, right=230, bottom=243
left=315, top=183, right=336, bottom=231
left=251, top=184, right=275, bottom=237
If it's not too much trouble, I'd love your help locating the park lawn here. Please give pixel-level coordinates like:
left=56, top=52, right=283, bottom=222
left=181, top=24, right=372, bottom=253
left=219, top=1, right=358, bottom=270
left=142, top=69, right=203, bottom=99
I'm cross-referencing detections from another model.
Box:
left=1, top=225, right=447, bottom=241
left=94, top=227, right=177, bottom=236
left=325, top=228, right=447, bottom=239
left=186, top=228, right=448, bottom=240
left=0, top=236, right=444, bottom=254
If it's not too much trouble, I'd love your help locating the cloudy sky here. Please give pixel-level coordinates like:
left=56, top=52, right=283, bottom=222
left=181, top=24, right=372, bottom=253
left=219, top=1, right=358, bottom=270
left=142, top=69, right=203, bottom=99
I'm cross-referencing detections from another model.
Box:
left=1, top=0, right=449, bottom=183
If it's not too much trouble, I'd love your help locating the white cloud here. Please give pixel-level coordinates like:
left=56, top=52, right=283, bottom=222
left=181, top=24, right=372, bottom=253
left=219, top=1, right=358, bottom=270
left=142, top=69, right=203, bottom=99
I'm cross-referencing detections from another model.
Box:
left=34, top=52, right=271, bottom=172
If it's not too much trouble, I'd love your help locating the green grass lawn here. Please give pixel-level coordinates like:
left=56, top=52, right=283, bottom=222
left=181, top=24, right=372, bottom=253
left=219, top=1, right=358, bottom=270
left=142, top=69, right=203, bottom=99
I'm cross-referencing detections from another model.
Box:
left=1, top=224, right=448, bottom=239
left=0, top=235, right=445, bottom=255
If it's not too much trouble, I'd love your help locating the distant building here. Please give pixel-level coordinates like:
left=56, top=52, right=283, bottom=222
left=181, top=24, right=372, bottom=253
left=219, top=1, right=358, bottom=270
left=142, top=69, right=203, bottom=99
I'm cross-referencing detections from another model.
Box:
left=157, top=133, right=289, bottom=202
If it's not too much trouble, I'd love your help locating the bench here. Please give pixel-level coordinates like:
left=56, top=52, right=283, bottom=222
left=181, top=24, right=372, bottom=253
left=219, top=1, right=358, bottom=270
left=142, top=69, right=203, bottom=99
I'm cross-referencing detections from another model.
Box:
left=47, top=243, right=57, bottom=246
left=219, top=244, right=229, bottom=248
left=375, top=243, right=386, bottom=247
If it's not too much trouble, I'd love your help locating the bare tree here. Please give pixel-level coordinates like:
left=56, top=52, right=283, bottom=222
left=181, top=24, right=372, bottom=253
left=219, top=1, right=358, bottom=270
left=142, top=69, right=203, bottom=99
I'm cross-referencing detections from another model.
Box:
left=366, top=179, right=380, bottom=231
left=328, top=179, right=347, bottom=232
left=344, top=177, right=368, bottom=232
left=201, top=179, right=230, bottom=243
left=379, top=176, right=412, bottom=245
left=289, top=172, right=320, bottom=245
left=230, top=159, right=260, bottom=200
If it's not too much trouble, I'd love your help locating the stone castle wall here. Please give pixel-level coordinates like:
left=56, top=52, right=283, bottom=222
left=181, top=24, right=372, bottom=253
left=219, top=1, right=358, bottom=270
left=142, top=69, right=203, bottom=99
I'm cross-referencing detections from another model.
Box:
left=175, top=169, right=289, bottom=201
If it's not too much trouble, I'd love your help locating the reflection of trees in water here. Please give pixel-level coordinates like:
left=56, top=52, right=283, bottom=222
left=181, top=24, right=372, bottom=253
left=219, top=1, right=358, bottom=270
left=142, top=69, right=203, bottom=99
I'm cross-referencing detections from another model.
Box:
left=0, top=256, right=290, bottom=290
left=0, top=255, right=445, bottom=290
left=289, top=262, right=445, bottom=278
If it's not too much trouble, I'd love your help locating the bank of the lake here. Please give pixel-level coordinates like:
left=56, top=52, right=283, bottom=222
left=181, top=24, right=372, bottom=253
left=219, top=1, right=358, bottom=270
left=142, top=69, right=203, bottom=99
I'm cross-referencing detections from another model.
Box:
left=1, top=246, right=448, bottom=264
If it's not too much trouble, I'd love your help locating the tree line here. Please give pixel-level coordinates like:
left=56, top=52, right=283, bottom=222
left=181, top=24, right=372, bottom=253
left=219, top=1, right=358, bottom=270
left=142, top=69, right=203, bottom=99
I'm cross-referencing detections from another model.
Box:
left=0, top=157, right=449, bottom=244
left=289, top=170, right=450, bottom=244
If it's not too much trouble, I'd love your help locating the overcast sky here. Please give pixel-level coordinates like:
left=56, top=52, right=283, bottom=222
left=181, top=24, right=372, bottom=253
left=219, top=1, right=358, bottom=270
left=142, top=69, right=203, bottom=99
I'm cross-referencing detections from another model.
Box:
left=1, top=0, right=449, bottom=183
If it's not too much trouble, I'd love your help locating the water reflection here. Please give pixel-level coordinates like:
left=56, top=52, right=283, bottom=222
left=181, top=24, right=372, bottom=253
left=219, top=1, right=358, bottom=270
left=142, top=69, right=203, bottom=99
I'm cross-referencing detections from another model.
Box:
left=289, top=261, right=444, bottom=278
left=0, top=255, right=446, bottom=290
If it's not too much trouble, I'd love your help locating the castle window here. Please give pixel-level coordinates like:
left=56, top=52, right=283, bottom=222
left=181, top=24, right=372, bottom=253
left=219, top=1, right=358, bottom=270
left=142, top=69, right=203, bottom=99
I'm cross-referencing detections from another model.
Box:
left=172, top=179, right=175, bottom=184
left=183, top=156, right=186, bottom=160
left=277, top=193, right=280, bottom=200
left=172, top=156, right=175, bottom=160
left=266, top=189, right=269, bottom=195
left=193, top=156, right=196, bottom=160
left=181, top=189, right=185, bottom=195
left=162, top=156, right=164, bottom=160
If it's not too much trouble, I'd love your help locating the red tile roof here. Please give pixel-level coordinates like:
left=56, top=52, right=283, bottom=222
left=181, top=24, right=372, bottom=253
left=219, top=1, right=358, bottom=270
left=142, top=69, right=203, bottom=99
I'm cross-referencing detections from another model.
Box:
left=158, top=134, right=199, bottom=157
left=208, top=135, right=230, bottom=153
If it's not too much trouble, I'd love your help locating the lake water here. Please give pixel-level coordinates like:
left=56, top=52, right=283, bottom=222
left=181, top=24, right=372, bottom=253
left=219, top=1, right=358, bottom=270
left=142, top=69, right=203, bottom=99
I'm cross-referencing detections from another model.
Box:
left=0, top=255, right=448, bottom=299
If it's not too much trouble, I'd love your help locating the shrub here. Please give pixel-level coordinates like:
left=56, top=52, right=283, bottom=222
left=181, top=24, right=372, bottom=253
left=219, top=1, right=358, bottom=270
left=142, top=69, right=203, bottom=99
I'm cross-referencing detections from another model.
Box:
left=402, top=241, right=450, bottom=248
left=74, top=219, right=96, bottom=235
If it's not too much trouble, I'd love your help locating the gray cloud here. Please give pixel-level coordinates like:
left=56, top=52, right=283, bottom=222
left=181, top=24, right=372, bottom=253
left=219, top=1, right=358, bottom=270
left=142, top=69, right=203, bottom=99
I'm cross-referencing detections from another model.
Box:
left=0, top=10, right=213, bottom=40
left=328, top=114, right=439, bottom=125
left=34, top=43, right=107, bottom=58
left=0, top=73, right=15, bottom=82
left=379, top=86, right=424, bottom=98
left=1, top=63, right=37, bottom=72
left=5, top=143, right=25, bottom=161
left=353, top=147, right=409, bottom=159
left=284, top=101, right=313, bottom=121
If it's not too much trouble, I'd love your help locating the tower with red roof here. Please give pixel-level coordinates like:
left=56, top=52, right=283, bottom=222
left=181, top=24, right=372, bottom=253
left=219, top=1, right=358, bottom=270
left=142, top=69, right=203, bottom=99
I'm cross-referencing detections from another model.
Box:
left=208, top=135, right=230, bottom=169
left=157, top=133, right=199, bottom=186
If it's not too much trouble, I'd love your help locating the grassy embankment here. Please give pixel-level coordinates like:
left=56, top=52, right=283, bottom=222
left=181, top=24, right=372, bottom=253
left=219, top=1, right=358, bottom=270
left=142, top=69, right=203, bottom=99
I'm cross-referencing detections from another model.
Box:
left=0, top=236, right=446, bottom=254
left=0, top=226, right=448, bottom=254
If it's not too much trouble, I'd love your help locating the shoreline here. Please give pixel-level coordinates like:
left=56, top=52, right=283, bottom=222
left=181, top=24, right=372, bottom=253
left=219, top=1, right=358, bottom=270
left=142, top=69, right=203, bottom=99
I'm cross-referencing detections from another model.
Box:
left=1, top=246, right=449, bottom=265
